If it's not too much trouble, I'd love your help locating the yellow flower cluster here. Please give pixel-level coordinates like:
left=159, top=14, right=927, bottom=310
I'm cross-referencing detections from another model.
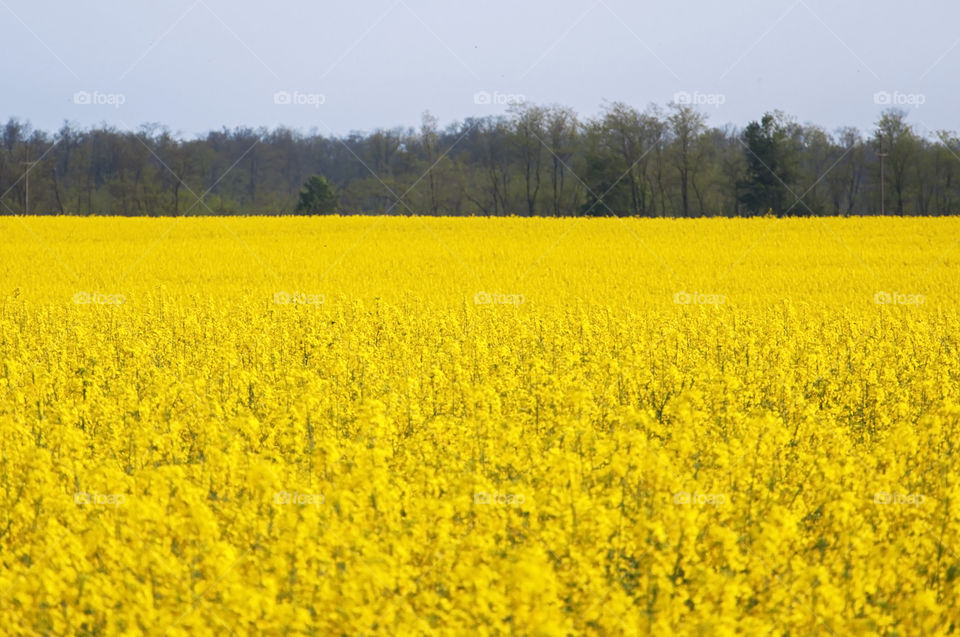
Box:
left=1, top=216, right=959, bottom=635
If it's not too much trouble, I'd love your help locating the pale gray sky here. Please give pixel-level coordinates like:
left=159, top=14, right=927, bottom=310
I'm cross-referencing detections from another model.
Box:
left=2, top=0, right=957, bottom=137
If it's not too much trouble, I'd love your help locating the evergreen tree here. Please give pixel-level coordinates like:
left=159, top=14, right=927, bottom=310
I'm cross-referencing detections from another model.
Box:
left=295, top=175, right=338, bottom=214
left=738, top=114, right=791, bottom=215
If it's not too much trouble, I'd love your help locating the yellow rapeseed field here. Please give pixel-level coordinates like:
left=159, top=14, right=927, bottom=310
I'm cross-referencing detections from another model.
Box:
left=1, top=215, right=960, bottom=635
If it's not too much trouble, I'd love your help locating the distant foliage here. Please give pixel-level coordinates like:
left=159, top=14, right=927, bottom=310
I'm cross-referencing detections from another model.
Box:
left=0, top=105, right=955, bottom=215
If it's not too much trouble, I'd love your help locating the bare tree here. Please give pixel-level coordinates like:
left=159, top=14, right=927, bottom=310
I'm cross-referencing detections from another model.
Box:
left=667, top=103, right=707, bottom=217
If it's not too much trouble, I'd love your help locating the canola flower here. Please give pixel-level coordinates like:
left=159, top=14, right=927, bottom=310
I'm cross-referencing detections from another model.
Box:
left=0, top=215, right=959, bottom=635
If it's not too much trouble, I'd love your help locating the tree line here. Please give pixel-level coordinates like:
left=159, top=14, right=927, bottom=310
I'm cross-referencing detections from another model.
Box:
left=1, top=104, right=957, bottom=216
